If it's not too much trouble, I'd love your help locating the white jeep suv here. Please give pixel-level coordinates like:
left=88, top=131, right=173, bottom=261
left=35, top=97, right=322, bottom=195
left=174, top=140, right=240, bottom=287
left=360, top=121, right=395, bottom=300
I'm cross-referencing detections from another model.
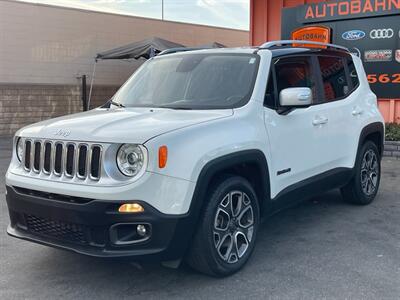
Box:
left=6, top=41, right=384, bottom=277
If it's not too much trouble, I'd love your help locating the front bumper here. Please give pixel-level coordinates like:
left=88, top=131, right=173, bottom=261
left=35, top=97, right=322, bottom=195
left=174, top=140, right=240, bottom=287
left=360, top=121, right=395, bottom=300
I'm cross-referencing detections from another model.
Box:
left=6, top=186, right=193, bottom=260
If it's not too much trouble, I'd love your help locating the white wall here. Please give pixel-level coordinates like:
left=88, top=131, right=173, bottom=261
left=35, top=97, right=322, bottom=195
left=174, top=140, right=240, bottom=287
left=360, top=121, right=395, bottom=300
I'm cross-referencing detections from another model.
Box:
left=0, top=0, right=249, bottom=86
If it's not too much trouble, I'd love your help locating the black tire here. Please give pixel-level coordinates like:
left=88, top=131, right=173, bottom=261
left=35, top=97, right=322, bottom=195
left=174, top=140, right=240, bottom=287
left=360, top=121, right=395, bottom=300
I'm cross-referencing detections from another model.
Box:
left=186, top=175, right=260, bottom=277
left=341, top=141, right=381, bottom=205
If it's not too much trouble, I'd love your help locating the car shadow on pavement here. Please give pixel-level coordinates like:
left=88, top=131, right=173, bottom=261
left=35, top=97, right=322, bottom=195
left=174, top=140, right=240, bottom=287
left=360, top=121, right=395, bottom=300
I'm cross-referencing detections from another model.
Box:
left=19, top=190, right=367, bottom=296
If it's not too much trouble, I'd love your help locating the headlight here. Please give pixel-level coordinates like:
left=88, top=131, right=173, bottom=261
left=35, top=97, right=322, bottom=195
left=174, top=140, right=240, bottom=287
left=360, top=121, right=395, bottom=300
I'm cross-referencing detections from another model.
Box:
left=16, top=137, right=24, bottom=162
left=116, top=144, right=146, bottom=177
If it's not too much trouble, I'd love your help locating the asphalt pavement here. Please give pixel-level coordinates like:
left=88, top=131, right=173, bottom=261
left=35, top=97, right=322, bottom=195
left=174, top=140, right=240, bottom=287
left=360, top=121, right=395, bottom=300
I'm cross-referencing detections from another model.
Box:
left=0, top=137, right=399, bottom=300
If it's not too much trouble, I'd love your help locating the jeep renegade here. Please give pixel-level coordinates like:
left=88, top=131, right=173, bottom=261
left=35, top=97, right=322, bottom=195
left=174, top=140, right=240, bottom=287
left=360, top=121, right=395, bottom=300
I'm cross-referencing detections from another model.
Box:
left=5, top=41, right=385, bottom=276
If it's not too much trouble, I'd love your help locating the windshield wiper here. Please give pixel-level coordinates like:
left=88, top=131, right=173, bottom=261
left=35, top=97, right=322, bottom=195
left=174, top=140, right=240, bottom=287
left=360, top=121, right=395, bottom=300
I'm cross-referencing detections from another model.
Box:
left=110, top=100, right=126, bottom=108
left=157, top=105, right=193, bottom=110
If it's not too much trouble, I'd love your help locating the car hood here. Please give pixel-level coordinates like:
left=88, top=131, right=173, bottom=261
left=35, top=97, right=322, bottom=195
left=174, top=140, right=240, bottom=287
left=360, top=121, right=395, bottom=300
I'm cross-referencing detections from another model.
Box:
left=16, top=107, right=233, bottom=144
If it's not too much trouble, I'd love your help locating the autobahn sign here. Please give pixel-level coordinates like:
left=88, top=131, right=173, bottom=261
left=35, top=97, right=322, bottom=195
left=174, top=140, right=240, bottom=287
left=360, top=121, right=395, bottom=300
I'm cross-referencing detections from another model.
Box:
left=282, top=0, right=400, bottom=98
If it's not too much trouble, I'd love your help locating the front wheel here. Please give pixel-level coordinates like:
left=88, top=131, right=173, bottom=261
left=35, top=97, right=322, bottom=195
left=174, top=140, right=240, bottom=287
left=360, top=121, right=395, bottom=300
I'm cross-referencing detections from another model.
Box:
left=341, top=141, right=381, bottom=205
left=186, top=176, right=260, bottom=277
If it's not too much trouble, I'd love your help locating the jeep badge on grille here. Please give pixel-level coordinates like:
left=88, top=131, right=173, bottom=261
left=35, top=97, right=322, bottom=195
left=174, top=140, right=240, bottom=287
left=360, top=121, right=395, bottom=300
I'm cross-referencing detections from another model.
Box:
left=54, top=129, right=71, bottom=137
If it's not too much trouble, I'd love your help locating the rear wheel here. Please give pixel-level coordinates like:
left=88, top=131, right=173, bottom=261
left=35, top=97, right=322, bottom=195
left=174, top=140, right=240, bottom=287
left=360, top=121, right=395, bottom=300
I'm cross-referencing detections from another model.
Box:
left=341, top=141, right=381, bottom=205
left=186, top=176, right=260, bottom=277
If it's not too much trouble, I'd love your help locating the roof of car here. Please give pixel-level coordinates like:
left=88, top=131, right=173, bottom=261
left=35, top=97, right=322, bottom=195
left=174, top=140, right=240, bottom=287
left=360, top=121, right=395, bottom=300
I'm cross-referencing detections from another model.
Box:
left=157, top=47, right=258, bottom=57
left=157, top=44, right=350, bottom=59
left=268, top=47, right=352, bottom=58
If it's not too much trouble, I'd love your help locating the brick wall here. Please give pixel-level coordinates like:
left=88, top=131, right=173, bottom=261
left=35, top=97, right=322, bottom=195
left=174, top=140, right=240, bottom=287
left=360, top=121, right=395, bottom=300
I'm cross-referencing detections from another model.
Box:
left=383, top=141, right=400, bottom=159
left=0, top=0, right=248, bottom=137
left=89, top=85, right=120, bottom=109
left=0, top=84, right=119, bottom=137
left=0, top=0, right=249, bottom=86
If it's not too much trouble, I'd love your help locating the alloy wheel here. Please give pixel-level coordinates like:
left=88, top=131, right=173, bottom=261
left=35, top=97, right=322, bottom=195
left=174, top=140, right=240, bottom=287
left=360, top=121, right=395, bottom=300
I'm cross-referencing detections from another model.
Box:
left=213, top=191, right=255, bottom=264
left=361, top=149, right=379, bottom=196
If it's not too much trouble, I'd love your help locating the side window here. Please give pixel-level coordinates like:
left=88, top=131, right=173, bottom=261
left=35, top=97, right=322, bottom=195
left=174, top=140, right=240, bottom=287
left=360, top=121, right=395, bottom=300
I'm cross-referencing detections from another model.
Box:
left=264, top=73, right=275, bottom=108
left=318, top=56, right=349, bottom=102
left=346, top=58, right=360, bottom=88
left=274, top=56, right=317, bottom=103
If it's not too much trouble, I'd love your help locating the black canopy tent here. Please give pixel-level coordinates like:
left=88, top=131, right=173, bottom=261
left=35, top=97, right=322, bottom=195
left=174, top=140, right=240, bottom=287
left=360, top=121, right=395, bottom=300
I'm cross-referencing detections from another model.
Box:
left=88, top=37, right=185, bottom=108
left=87, top=37, right=225, bottom=108
left=198, top=42, right=226, bottom=48
left=96, top=37, right=185, bottom=60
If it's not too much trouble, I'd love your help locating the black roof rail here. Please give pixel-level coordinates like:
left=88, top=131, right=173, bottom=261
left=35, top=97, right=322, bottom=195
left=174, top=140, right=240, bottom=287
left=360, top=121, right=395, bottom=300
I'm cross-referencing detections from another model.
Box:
left=259, top=40, right=349, bottom=52
left=158, top=47, right=213, bottom=56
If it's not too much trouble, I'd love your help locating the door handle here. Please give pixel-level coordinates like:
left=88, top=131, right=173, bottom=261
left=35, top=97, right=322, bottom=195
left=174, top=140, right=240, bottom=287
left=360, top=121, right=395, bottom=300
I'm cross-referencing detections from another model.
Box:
left=352, top=107, right=364, bottom=116
left=312, top=116, right=329, bottom=126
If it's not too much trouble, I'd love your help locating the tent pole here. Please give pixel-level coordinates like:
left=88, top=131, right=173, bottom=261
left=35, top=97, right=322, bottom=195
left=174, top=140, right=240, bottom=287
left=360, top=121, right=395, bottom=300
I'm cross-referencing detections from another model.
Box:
left=162, top=0, right=164, bottom=20
left=88, top=59, right=97, bottom=110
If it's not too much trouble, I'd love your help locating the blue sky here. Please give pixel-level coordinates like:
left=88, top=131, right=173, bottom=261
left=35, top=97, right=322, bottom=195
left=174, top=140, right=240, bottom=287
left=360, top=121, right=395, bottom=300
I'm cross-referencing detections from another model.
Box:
left=17, top=0, right=250, bottom=30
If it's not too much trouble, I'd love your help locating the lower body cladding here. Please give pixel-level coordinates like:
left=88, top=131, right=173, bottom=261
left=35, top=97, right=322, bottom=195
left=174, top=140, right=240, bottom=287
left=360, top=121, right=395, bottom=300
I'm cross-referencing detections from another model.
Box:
left=5, top=186, right=194, bottom=261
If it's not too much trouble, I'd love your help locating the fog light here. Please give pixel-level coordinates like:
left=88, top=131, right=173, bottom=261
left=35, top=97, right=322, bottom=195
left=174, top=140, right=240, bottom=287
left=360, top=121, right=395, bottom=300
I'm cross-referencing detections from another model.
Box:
left=137, top=224, right=147, bottom=237
left=118, top=203, right=144, bottom=213
left=109, top=223, right=151, bottom=245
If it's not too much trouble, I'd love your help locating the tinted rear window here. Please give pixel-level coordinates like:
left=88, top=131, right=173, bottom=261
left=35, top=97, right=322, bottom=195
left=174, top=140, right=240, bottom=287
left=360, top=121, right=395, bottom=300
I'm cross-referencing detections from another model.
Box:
left=318, top=56, right=349, bottom=101
left=346, top=58, right=360, bottom=88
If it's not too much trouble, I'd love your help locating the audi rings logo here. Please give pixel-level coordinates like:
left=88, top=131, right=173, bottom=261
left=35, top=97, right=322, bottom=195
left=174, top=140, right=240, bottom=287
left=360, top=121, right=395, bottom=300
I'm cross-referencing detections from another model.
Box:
left=370, top=29, right=394, bottom=39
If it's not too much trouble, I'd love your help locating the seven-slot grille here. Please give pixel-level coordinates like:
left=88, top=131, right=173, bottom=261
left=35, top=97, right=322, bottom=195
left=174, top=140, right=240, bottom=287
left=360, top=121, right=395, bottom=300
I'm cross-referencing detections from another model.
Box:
left=22, top=140, right=102, bottom=180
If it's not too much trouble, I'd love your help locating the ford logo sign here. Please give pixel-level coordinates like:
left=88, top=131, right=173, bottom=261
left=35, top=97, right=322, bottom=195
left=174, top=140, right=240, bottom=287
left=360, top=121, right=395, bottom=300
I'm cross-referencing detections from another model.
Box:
left=342, top=30, right=366, bottom=41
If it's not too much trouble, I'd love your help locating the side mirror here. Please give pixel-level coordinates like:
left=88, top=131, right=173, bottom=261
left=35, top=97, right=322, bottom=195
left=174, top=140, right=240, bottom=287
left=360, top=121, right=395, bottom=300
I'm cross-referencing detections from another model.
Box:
left=279, top=87, right=312, bottom=107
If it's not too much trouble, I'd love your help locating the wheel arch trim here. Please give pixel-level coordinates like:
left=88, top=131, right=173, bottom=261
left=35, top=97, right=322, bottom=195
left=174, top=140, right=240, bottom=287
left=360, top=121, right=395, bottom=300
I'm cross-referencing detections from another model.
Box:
left=188, top=149, right=270, bottom=223
left=357, top=122, right=384, bottom=159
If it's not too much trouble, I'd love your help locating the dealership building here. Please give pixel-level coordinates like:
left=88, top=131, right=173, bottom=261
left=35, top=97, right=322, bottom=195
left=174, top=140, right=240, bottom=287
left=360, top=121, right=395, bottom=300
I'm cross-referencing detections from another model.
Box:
left=0, top=0, right=248, bottom=136
left=250, top=0, right=400, bottom=123
left=0, top=0, right=399, bottom=137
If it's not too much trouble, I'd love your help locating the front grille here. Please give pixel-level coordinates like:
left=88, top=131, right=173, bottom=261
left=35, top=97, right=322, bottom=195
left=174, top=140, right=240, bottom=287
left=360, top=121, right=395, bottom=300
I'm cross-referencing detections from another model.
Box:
left=66, top=144, right=75, bottom=176
left=33, top=142, right=41, bottom=172
left=24, top=140, right=31, bottom=170
left=43, top=142, right=52, bottom=173
left=90, top=146, right=101, bottom=179
left=21, top=139, right=102, bottom=181
left=77, top=145, right=88, bottom=178
left=25, top=214, right=88, bottom=245
left=54, top=143, right=63, bottom=175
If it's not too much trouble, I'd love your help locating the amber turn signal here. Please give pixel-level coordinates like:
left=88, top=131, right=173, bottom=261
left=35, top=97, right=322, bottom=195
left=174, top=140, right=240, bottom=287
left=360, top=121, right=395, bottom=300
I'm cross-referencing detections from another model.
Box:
left=158, top=145, right=168, bottom=168
left=118, top=203, right=144, bottom=213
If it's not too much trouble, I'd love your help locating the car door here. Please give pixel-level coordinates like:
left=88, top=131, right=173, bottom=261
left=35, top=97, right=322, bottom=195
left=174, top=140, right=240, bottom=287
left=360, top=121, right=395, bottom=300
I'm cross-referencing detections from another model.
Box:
left=315, top=54, right=361, bottom=169
left=263, top=55, right=334, bottom=199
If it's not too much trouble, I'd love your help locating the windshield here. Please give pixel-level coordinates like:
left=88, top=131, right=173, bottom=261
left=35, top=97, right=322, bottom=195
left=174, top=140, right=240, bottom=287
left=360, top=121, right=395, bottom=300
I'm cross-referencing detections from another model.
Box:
left=112, top=53, right=260, bottom=109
